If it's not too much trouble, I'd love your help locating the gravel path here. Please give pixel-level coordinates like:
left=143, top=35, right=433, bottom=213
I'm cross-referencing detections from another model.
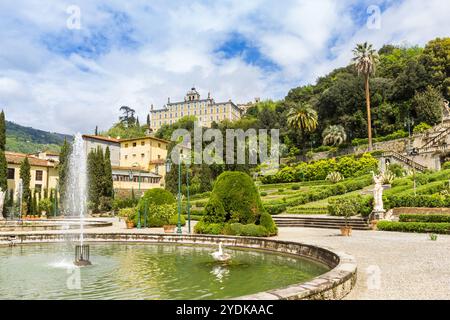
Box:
left=2, top=218, right=449, bottom=299
left=275, top=227, right=450, bottom=300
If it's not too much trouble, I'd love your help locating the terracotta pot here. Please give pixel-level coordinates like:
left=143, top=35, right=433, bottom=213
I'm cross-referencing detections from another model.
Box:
left=163, top=225, right=176, bottom=233
left=370, top=220, right=378, bottom=230
left=126, top=220, right=135, bottom=229
left=340, top=226, right=352, bottom=236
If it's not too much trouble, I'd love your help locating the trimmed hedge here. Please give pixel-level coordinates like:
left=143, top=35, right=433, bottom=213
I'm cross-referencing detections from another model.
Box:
left=137, top=188, right=175, bottom=213
left=377, top=221, right=450, bottom=234
left=399, top=214, right=450, bottom=223
left=384, top=194, right=450, bottom=209
left=261, top=153, right=378, bottom=184
left=328, top=195, right=373, bottom=217
left=264, top=175, right=373, bottom=214
left=223, top=223, right=269, bottom=237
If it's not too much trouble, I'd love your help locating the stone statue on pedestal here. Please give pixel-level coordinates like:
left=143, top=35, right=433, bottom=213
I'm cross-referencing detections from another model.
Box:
left=371, top=172, right=386, bottom=220
left=0, top=189, right=6, bottom=220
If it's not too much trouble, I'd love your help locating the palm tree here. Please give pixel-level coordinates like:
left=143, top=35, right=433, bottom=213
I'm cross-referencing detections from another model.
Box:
left=353, top=42, right=379, bottom=151
left=322, top=125, right=347, bottom=146
left=287, top=102, right=318, bottom=136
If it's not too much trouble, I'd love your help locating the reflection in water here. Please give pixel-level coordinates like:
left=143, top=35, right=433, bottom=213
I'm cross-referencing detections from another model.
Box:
left=211, top=265, right=230, bottom=283
left=0, top=243, right=329, bottom=300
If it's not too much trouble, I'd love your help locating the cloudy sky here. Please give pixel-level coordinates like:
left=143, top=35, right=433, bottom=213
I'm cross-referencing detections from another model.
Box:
left=0, top=0, right=449, bottom=134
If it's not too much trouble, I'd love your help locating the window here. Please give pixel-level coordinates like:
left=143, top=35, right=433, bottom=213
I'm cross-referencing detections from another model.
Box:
left=35, top=170, right=43, bottom=181
left=7, top=168, right=14, bottom=180
left=125, top=155, right=128, bottom=160
left=125, top=144, right=129, bottom=148
left=133, top=142, right=137, bottom=147
left=158, top=155, right=161, bottom=159
left=141, top=141, right=145, bottom=146
left=35, top=184, right=42, bottom=192
left=133, top=154, right=136, bottom=158
left=158, top=143, right=161, bottom=148
left=141, top=154, right=145, bottom=158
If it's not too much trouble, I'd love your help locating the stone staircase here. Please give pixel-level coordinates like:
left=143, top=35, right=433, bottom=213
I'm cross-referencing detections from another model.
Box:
left=420, top=123, right=450, bottom=149
left=381, top=151, right=427, bottom=172
left=273, top=215, right=371, bottom=230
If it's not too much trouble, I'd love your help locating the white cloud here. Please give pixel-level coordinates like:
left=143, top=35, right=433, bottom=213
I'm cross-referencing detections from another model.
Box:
left=0, top=0, right=449, bottom=134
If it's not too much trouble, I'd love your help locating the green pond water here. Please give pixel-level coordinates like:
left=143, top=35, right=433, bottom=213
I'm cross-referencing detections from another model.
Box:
left=0, top=243, right=329, bottom=300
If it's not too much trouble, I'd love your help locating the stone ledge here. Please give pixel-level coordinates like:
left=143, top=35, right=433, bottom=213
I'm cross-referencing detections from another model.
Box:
left=0, top=232, right=357, bottom=300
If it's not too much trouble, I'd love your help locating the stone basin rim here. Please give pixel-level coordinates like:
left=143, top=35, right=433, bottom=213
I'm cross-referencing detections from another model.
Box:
left=0, top=232, right=357, bottom=300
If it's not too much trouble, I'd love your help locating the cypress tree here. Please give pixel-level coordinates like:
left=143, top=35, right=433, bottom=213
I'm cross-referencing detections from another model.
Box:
left=136, top=116, right=140, bottom=127
left=104, top=147, right=114, bottom=198
left=147, top=114, right=150, bottom=127
left=44, top=188, right=48, bottom=199
left=20, top=157, right=31, bottom=215
left=95, top=126, right=98, bottom=135
left=31, top=191, right=37, bottom=215
left=87, top=150, right=100, bottom=211
left=58, top=139, right=71, bottom=202
left=0, top=110, right=7, bottom=193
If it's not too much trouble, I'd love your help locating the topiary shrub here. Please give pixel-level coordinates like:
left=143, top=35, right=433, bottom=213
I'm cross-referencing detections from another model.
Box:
left=260, top=191, right=268, bottom=196
left=259, top=212, right=278, bottom=235
left=169, top=213, right=186, bottom=226
left=137, top=188, right=176, bottom=213
left=203, top=195, right=226, bottom=223
left=223, top=223, right=269, bottom=237
left=194, top=220, right=223, bottom=235
left=204, top=171, right=265, bottom=225
left=291, top=184, right=300, bottom=190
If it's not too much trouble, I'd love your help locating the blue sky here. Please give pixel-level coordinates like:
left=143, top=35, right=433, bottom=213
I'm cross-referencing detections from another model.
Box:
left=0, top=0, right=449, bottom=134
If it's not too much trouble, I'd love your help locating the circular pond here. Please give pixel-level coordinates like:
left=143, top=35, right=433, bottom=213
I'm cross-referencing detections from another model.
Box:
left=0, top=242, right=329, bottom=300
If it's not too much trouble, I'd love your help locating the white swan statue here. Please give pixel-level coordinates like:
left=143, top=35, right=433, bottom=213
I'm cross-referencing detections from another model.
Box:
left=211, top=242, right=231, bottom=262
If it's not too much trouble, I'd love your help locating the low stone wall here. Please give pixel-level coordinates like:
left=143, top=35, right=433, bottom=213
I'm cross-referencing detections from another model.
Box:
left=0, top=220, right=112, bottom=232
left=393, top=207, right=450, bottom=215
left=0, top=233, right=357, bottom=300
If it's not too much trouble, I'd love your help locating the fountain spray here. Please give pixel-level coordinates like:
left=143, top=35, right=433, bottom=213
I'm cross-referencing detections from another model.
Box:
left=65, top=133, right=91, bottom=266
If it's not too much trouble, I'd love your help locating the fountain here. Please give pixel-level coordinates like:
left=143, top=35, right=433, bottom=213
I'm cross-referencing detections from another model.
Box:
left=65, top=133, right=91, bottom=266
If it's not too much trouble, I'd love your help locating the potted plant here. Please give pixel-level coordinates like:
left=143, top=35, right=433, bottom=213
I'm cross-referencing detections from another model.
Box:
left=119, top=208, right=136, bottom=229
left=335, top=198, right=359, bottom=236
left=39, top=199, right=52, bottom=219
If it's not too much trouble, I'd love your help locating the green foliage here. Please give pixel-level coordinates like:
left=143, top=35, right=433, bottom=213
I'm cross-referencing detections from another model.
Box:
left=412, top=86, right=443, bottom=125
left=327, top=195, right=371, bottom=217
left=400, top=214, right=450, bottom=223
left=413, top=122, right=432, bottom=134
left=259, top=212, right=278, bottom=236
left=169, top=214, right=186, bottom=226
left=137, top=188, right=176, bottom=218
left=38, top=198, right=52, bottom=214
left=102, top=122, right=146, bottom=140
left=262, top=153, right=378, bottom=184
left=260, top=191, right=268, bottom=196
left=112, top=197, right=138, bottom=212
left=377, top=221, right=450, bottom=234
left=326, top=171, right=344, bottom=184
left=351, top=130, right=408, bottom=146
left=204, top=171, right=265, bottom=225
left=103, top=147, right=114, bottom=198
left=19, top=157, right=31, bottom=214
left=443, top=162, right=450, bottom=170
left=118, top=207, right=136, bottom=221
left=58, top=139, right=71, bottom=202
left=194, top=220, right=224, bottom=235
left=384, top=194, right=450, bottom=209
left=223, top=223, right=269, bottom=237
left=203, top=195, right=226, bottom=223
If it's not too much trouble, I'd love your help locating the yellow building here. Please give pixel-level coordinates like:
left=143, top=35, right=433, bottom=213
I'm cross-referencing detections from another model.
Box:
left=112, top=136, right=170, bottom=196
left=149, top=87, right=243, bottom=131
left=6, top=152, right=59, bottom=199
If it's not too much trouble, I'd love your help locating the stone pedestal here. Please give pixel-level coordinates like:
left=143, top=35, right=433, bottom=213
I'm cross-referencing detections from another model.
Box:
left=370, top=210, right=386, bottom=221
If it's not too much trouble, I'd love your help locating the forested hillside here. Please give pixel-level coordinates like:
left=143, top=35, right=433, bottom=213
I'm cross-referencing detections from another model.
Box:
left=6, top=121, right=72, bottom=154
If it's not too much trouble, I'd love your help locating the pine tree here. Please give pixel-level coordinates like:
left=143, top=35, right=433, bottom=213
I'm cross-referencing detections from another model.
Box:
left=20, top=157, right=31, bottom=215
left=104, top=147, right=114, bottom=198
left=0, top=110, right=7, bottom=193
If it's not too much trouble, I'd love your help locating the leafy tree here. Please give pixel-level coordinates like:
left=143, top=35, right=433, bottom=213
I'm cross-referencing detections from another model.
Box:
left=420, top=37, right=450, bottom=99
left=353, top=42, right=379, bottom=151
left=412, top=86, right=443, bottom=125
left=19, top=157, right=31, bottom=215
